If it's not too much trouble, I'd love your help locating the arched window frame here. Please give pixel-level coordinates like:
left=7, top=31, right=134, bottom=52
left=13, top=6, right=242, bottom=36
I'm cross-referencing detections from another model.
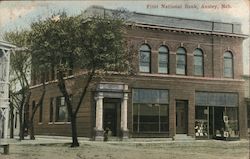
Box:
left=139, top=44, right=151, bottom=73
left=193, top=49, right=204, bottom=76
left=158, top=46, right=169, bottom=74
left=224, top=51, right=233, bottom=78
left=176, top=47, right=187, bottom=75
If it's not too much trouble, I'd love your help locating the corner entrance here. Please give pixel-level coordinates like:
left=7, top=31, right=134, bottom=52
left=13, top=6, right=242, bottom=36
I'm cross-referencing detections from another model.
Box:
left=176, top=100, right=188, bottom=134
left=103, top=99, right=121, bottom=137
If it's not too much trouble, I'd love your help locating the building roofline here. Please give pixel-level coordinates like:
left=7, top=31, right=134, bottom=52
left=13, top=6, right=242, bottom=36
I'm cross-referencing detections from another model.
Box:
left=128, top=23, right=248, bottom=38
left=133, top=11, right=241, bottom=26
left=85, top=6, right=248, bottom=38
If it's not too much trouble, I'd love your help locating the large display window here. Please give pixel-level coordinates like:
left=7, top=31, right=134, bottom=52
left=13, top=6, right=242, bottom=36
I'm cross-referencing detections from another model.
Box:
left=133, top=89, right=169, bottom=134
left=133, top=104, right=168, bottom=132
left=195, top=92, right=239, bottom=140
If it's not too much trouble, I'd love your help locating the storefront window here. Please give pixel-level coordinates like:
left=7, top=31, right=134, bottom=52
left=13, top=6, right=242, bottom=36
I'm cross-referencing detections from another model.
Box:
left=224, top=107, right=239, bottom=138
left=195, top=106, right=208, bottom=138
left=133, top=104, right=168, bottom=132
left=195, top=92, right=239, bottom=139
left=133, top=89, right=169, bottom=133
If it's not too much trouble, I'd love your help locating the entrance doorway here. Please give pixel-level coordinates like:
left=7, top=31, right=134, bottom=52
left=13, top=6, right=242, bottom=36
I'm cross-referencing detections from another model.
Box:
left=103, top=99, right=121, bottom=136
left=176, top=100, right=188, bottom=134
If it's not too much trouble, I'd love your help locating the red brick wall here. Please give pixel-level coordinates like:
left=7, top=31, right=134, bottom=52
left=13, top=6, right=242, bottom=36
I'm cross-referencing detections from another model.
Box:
left=29, top=26, right=248, bottom=139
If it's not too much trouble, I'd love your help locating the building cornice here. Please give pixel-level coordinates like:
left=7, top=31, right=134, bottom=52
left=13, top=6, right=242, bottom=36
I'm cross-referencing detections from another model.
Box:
left=127, top=23, right=248, bottom=39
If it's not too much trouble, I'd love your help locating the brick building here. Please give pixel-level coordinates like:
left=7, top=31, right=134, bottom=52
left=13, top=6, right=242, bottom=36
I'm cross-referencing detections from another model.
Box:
left=29, top=6, right=249, bottom=140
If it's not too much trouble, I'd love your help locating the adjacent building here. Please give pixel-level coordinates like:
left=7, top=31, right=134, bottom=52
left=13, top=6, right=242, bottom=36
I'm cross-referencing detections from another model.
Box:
left=29, top=6, right=249, bottom=140
left=0, top=41, right=15, bottom=139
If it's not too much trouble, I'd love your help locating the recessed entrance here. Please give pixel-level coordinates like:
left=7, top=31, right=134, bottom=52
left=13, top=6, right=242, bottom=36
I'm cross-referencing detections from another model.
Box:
left=176, top=100, right=188, bottom=134
left=103, top=99, right=121, bottom=137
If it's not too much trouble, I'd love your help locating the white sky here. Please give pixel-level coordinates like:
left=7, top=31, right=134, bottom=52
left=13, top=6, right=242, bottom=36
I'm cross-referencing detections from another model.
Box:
left=0, top=0, right=249, bottom=74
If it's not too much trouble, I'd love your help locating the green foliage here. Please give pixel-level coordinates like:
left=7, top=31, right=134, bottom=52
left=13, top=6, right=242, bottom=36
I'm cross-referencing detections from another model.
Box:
left=29, top=11, right=128, bottom=75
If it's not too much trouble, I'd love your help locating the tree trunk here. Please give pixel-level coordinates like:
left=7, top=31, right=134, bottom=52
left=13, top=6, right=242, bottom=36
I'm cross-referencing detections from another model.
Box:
left=19, top=107, right=24, bottom=140
left=9, top=103, right=14, bottom=139
left=29, top=82, right=45, bottom=140
left=30, top=120, right=35, bottom=140
left=70, top=115, right=79, bottom=147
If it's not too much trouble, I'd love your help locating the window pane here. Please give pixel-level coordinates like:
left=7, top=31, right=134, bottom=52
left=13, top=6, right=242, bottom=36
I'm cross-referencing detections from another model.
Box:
left=224, top=59, right=232, bottom=67
left=160, top=105, right=168, bottom=131
left=159, top=46, right=168, bottom=53
left=194, top=49, right=203, bottom=56
left=177, top=55, right=185, bottom=64
left=194, top=56, right=202, bottom=65
left=49, top=98, right=54, bottom=122
left=159, top=53, right=167, bottom=63
left=224, top=52, right=232, bottom=58
left=139, top=44, right=151, bottom=73
left=195, top=106, right=208, bottom=137
left=224, top=52, right=233, bottom=78
left=58, top=106, right=67, bottom=121
left=39, top=104, right=43, bottom=123
left=176, top=64, right=185, bottom=74
left=56, top=96, right=68, bottom=122
left=176, top=52, right=186, bottom=75
left=177, top=48, right=186, bottom=54
left=139, top=104, right=159, bottom=132
left=133, top=89, right=169, bottom=133
left=140, top=51, right=150, bottom=62
left=194, top=49, right=204, bottom=76
left=194, top=66, right=203, bottom=76
left=159, top=67, right=168, bottom=74
left=224, top=68, right=232, bottom=78
left=158, top=53, right=168, bottom=73
left=225, top=108, right=239, bottom=137
left=139, top=64, right=150, bottom=72
left=140, top=45, right=150, bottom=52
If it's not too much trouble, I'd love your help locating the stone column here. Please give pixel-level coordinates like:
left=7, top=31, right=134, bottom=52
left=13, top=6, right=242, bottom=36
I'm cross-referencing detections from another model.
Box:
left=95, top=92, right=104, bottom=141
left=3, top=107, right=9, bottom=139
left=121, top=85, right=129, bottom=139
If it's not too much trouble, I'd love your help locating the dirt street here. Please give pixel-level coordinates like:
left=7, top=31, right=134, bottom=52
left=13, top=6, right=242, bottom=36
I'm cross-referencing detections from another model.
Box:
left=0, top=140, right=249, bottom=159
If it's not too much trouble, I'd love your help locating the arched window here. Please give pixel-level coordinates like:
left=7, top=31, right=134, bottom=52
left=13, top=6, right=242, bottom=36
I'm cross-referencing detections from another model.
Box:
left=176, top=47, right=186, bottom=75
left=193, top=49, right=204, bottom=76
left=158, top=46, right=169, bottom=73
left=224, top=51, right=233, bottom=78
left=139, top=44, right=151, bottom=73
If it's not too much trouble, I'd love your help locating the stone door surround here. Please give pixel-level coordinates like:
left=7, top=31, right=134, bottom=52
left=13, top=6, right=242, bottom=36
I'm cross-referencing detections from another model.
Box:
left=94, top=82, right=129, bottom=141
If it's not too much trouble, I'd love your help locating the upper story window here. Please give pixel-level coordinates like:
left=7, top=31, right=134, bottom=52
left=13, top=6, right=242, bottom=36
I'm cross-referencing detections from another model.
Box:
left=139, top=44, right=151, bottom=73
left=158, top=46, right=169, bottom=74
left=224, top=51, right=233, bottom=78
left=193, top=49, right=204, bottom=76
left=176, top=47, right=187, bottom=75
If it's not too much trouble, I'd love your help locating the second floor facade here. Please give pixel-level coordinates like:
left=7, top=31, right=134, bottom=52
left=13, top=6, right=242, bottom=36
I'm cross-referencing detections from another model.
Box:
left=125, top=26, right=245, bottom=80
left=30, top=8, right=247, bottom=86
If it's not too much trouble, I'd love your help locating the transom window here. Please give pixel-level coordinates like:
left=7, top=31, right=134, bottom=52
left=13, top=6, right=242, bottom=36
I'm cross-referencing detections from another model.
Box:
left=176, top=47, right=187, bottom=75
left=139, top=44, right=151, bottom=73
left=193, top=49, right=204, bottom=76
left=224, top=51, right=233, bottom=78
left=158, top=46, right=169, bottom=74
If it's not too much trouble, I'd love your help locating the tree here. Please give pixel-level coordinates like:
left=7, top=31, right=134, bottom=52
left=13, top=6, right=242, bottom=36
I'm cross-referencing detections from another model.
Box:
left=4, top=30, right=32, bottom=140
left=5, top=30, right=47, bottom=140
left=29, top=12, right=130, bottom=147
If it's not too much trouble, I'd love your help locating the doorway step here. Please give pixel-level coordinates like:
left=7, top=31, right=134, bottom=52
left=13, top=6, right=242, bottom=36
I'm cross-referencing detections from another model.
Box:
left=174, top=134, right=195, bottom=141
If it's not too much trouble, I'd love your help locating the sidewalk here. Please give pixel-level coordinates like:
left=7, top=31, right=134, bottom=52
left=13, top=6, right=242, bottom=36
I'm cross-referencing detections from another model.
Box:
left=1, top=135, right=249, bottom=145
